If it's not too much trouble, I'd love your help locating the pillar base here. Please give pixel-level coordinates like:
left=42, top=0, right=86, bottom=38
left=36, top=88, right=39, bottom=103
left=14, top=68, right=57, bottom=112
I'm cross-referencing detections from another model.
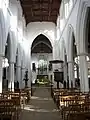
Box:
left=68, top=61, right=75, bottom=88
left=8, top=62, right=14, bottom=92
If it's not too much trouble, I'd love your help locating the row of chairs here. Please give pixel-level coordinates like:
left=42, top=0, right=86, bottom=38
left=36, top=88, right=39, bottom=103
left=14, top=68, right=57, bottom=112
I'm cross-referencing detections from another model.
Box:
left=0, top=88, right=31, bottom=120
left=52, top=88, right=90, bottom=120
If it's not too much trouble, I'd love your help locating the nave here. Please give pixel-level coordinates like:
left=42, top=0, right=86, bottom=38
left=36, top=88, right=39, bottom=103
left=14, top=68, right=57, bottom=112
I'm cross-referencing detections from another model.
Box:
left=0, top=86, right=90, bottom=120
left=20, top=87, right=60, bottom=120
left=1, top=0, right=90, bottom=120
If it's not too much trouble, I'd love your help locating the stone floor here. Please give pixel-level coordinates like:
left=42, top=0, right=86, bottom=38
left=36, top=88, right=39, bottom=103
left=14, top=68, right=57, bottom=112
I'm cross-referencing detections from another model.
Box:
left=20, top=87, right=61, bottom=120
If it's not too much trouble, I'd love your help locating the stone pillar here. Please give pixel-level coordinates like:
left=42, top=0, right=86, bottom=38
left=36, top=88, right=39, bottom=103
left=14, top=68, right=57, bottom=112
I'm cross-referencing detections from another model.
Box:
left=16, top=66, right=21, bottom=89
left=59, top=63, right=64, bottom=88
left=63, top=62, right=67, bottom=88
left=27, top=72, right=31, bottom=88
left=68, top=61, right=75, bottom=88
left=53, top=81, right=57, bottom=88
left=79, top=54, right=89, bottom=92
left=8, top=62, right=14, bottom=92
left=0, top=56, right=3, bottom=93
left=21, top=67, right=26, bottom=89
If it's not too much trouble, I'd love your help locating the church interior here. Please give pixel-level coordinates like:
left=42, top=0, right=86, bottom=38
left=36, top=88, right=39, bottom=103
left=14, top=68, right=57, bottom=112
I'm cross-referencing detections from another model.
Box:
left=0, top=0, right=90, bottom=120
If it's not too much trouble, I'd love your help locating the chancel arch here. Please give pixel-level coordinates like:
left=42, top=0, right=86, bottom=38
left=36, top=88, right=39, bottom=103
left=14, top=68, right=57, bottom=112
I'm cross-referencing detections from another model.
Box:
left=31, top=34, right=53, bottom=84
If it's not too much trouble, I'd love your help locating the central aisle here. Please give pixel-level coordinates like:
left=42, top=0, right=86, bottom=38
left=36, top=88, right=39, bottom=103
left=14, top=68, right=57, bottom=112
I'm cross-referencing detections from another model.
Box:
left=20, top=87, right=61, bottom=120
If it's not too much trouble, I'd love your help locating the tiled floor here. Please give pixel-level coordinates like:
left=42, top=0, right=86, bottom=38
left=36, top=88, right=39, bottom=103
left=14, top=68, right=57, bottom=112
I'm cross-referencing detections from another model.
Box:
left=20, top=87, right=61, bottom=120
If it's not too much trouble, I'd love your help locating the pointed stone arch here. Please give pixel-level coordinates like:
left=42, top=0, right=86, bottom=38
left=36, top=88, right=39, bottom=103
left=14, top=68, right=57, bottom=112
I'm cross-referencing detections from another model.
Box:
left=30, top=32, right=53, bottom=48
left=76, top=1, right=90, bottom=92
left=67, top=25, right=78, bottom=88
left=31, top=34, right=52, bottom=54
left=67, top=25, right=77, bottom=62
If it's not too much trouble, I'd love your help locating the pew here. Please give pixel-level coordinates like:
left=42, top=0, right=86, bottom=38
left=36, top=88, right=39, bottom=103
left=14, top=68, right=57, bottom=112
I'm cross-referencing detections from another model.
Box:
left=52, top=88, right=90, bottom=120
left=0, top=88, right=31, bottom=120
left=0, top=99, right=19, bottom=120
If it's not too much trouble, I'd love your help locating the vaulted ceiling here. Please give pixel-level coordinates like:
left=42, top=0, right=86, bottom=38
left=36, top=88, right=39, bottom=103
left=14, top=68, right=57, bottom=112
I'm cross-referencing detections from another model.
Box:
left=19, top=0, right=61, bottom=25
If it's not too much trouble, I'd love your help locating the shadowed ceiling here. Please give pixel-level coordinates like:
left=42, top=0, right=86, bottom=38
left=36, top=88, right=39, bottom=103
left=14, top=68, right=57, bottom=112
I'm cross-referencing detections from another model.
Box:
left=19, top=0, right=61, bottom=25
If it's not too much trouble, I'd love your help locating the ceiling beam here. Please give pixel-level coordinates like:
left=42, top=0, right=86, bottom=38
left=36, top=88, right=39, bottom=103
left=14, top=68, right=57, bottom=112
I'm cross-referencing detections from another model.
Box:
left=19, top=0, right=62, bottom=24
left=30, top=0, right=34, bottom=17
left=20, top=1, right=48, bottom=5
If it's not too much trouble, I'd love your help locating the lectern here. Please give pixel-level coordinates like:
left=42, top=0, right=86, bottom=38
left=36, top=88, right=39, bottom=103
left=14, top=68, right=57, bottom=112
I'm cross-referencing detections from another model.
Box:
left=54, top=70, right=63, bottom=88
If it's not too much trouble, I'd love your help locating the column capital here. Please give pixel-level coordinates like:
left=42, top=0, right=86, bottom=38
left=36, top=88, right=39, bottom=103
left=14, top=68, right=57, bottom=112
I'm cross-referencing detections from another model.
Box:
left=0, top=55, right=4, bottom=58
left=67, top=61, right=74, bottom=64
left=77, top=53, right=88, bottom=56
left=21, top=67, right=26, bottom=70
left=63, top=64, right=67, bottom=67
left=16, top=65, right=21, bottom=68
left=9, top=62, right=15, bottom=64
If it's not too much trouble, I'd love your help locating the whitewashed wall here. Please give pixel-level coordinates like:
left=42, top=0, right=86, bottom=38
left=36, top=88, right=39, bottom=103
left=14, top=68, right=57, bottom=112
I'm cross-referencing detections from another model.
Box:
left=27, top=22, right=56, bottom=47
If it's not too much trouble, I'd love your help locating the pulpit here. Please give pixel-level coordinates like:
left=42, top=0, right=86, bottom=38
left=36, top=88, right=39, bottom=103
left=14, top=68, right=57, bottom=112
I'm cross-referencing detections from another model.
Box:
left=49, top=60, right=64, bottom=89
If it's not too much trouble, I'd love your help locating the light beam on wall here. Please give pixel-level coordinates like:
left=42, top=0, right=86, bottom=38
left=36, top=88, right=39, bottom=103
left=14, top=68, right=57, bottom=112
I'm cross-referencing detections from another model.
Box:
left=0, top=0, right=9, bottom=8
left=60, top=19, right=65, bottom=31
left=0, top=0, right=9, bottom=17
left=18, top=28, right=23, bottom=42
left=10, top=16, right=17, bottom=31
left=2, top=58, right=9, bottom=68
